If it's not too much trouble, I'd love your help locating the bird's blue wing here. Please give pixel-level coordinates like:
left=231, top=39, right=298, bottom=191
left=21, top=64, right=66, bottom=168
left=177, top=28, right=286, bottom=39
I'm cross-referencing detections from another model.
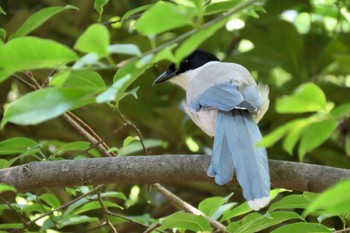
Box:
left=190, top=82, right=270, bottom=210
left=189, top=83, right=262, bottom=114
left=189, top=83, right=243, bottom=112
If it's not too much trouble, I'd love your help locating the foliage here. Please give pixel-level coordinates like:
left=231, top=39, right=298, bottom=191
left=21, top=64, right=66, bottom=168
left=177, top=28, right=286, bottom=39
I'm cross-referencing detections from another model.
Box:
left=0, top=0, right=350, bottom=232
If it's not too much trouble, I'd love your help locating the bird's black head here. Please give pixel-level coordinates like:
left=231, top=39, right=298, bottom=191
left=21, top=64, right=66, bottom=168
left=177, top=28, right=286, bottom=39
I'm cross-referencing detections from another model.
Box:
left=154, top=50, right=220, bottom=84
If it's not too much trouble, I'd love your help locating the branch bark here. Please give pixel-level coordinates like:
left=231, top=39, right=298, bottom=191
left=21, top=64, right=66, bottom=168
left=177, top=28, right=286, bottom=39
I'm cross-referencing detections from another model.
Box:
left=0, top=155, right=349, bottom=193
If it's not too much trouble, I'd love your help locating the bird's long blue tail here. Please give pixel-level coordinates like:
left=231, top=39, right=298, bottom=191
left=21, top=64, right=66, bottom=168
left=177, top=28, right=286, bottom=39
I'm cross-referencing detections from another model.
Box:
left=207, top=109, right=270, bottom=210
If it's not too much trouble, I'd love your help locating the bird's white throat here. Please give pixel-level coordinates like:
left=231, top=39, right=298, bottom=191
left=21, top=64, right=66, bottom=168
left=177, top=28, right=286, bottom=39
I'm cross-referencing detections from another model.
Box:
left=169, top=61, right=220, bottom=90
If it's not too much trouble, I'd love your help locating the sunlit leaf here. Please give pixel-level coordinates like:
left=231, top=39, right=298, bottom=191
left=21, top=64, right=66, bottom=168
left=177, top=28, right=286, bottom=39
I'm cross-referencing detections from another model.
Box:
left=12, top=5, right=78, bottom=38
left=227, top=211, right=303, bottom=233
left=39, top=193, right=61, bottom=209
left=108, top=44, right=142, bottom=56
left=1, top=88, right=94, bottom=127
left=304, top=179, right=350, bottom=216
left=0, top=137, right=38, bottom=155
left=205, top=0, right=240, bottom=15
left=51, top=70, right=106, bottom=91
left=0, top=37, right=78, bottom=83
left=271, top=222, right=332, bottom=233
left=331, top=102, right=350, bottom=118
left=94, top=0, right=109, bottom=18
left=298, top=119, right=337, bottom=161
left=135, top=2, right=191, bottom=35
left=0, top=6, right=6, bottom=15
left=121, top=4, right=152, bottom=22
left=276, top=83, right=327, bottom=113
left=269, top=194, right=313, bottom=211
left=0, top=28, right=6, bottom=40
left=74, top=24, right=110, bottom=57
left=258, top=118, right=309, bottom=147
left=0, top=184, right=16, bottom=194
left=59, top=215, right=98, bottom=227
left=73, top=201, right=122, bottom=215
left=161, top=212, right=211, bottom=232
left=54, top=141, right=90, bottom=155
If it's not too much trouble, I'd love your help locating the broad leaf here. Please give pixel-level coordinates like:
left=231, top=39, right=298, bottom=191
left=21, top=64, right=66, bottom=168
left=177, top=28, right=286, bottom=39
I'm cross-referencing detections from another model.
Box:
left=0, top=37, right=78, bottom=83
left=0, top=184, right=16, bottom=194
left=205, top=1, right=240, bottom=15
left=298, top=119, right=337, bottom=161
left=269, top=194, right=313, bottom=211
left=276, top=83, right=327, bottom=113
left=1, top=88, right=94, bottom=127
left=227, top=211, right=303, bottom=233
left=0, top=137, right=38, bottom=155
left=12, top=5, right=78, bottom=38
left=94, top=0, right=109, bottom=18
left=73, top=201, right=122, bottom=215
left=74, top=24, right=110, bottom=57
left=304, top=179, right=350, bottom=216
left=161, top=212, right=211, bottom=232
left=39, top=193, right=61, bottom=209
left=54, top=141, right=90, bottom=155
left=135, top=2, right=191, bottom=35
left=59, top=215, right=98, bottom=227
left=51, top=70, right=106, bottom=91
left=271, top=222, right=332, bottom=233
left=0, top=6, right=6, bottom=15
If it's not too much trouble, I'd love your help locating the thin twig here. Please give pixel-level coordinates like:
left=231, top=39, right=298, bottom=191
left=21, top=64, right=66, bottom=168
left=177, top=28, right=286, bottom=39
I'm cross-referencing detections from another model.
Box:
left=73, top=123, right=127, bottom=157
left=13, top=74, right=38, bottom=89
left=0, top=197, right=28, bottom=225
left=118, top=110, right=149, bottom=155
left=62, top=113, right=114, bottom=157
left=24, top=71, right=41, bottom=89
left=66, top=111, right=112, bottom=153
left=24, top=185, right=104, bottom=228
left=335, top=227, right=350, bottom=233
left=98, top=190, right=118, bottom=233
left=143, top=223, right=162, bottom=233
left=152, top=183, right=227, bottom=232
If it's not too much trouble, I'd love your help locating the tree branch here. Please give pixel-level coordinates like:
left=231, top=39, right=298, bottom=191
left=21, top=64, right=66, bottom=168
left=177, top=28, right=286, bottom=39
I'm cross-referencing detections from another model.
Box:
left=0, top=156, right=349, bottom=193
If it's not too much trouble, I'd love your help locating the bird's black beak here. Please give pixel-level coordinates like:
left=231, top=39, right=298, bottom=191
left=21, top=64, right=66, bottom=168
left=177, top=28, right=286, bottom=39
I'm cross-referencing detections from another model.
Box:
left=153, top=70, right=176, bottom=85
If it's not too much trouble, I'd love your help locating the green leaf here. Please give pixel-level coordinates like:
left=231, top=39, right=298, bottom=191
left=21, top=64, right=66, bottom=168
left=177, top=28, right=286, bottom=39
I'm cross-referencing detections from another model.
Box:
left=0, top=6, right=6, bottom=15
left=227, top=211, right=303, bottom=233
left=74, top=24, right=110, bottom=57
left=96, top=57, right=152, bottom=104
left=94, top=0, right=109, bottom=18
left=276, top=83, right=327, bottom=114
left=220, top=202, right=252, bottom=222
left=73, top=201, right=122, bottom=215
left=0, top=224, right=23, bottom=230
left=54, top=141, right=90, bottom=155
left=304, top=179, right=350, bottom=216
left=198, top=194, right=232, bottom=217
left=135, top=2, right=191, bottom=35
left=121, top=4, right=152, bottom=22
left=108, top=44, right=142, bottom=56
left=331, top=102, right=350, bottom=118
left=161, top=212, right=211, bottom=232
left=282, top=119, right=310, bottom=155
left=51, top=70, right=106, bottom=91
left=258, top=118, right=309, bottom=147
left=1, top=88, right=94, bottom=127
left=269, top=194, right=313, bottom=211
left=298, top=119, right=337, bottom=161
left=0, top=137, right=38, bottom=155
left=59, top=215, right=98, bottom=227
left=12, top=5, right=78, bottom=38
left=0, top=184, right=16, bottom=193
left=0, top=28, right=6, bottom=40
left=0, top=37, right=78, bottom=83
left=39, top=193, right=61, bottom=209
left=175, top=17, right=228, bottom=61
left=205, top=0, right=240, bottom=15
left=120, top=139, right=168, bottom=156
left=271, top=222, right=332, bottom=233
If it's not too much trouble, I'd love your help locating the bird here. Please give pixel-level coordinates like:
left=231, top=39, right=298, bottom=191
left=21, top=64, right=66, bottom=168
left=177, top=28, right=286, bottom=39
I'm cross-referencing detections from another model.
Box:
left=153, top=49, right=270, bottom=211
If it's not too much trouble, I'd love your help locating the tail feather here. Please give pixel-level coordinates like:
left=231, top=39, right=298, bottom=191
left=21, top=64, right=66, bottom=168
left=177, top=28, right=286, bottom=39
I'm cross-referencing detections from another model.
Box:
left=209, top=109, right=270, bottom=210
